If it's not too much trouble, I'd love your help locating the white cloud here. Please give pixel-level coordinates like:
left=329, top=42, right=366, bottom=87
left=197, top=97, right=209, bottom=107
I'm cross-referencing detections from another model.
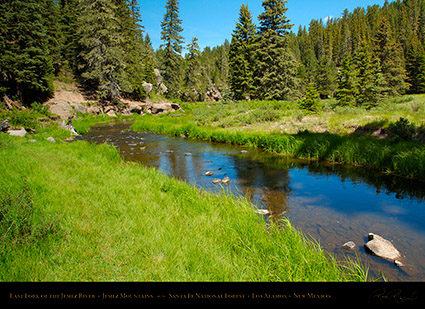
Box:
left=323, top=15, right=333, bottom=23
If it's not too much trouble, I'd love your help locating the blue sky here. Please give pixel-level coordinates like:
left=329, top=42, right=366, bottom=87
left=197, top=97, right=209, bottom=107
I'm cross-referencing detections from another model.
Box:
left=139, top=0, right=389, bottom=51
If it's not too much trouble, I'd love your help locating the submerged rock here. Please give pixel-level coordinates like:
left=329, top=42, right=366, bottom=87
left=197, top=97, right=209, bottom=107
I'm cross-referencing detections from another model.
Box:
left=364, top=233, right=404, bottom=266
left=221, top=177, right=230, bottom=185
left=256, top=209, right=271, bottom=215
left=343, top=241, right=357, bottom=251
left=212, top=178, right=221, bottom=184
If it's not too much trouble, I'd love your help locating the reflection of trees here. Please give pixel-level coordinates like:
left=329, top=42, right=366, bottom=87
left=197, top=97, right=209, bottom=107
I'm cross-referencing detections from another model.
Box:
left=230, top=155, right=292, bottom=217
left=243, top=151, right=425, bottom=203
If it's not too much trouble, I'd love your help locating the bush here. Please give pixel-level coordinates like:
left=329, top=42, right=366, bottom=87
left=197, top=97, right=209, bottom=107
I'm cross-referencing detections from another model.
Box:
left=388, top=117, right=416, bottom=141
left=299, top=82, right=322, bottom=113
left=7, top=110, right=39, bottom=129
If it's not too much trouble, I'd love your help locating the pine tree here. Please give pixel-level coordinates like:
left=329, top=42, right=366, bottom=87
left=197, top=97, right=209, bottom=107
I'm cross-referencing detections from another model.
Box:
left=336, top=55, right=358, bottom=106
left=58, top=0, right=80, bottom=74
left=300, top=81, right=322, bottom=112
left=373, top=17, right=410, bottom=96
left=182, top=37, right=204, bottom=102
left=77, top=0, right=125, bottom=103
left=417, top=51, right=425, bottom=93
left=143, top=33, right=157, bottom=85
left=115, top=0, right=151, bottom=100
left=160, top=0, right=184, bottom=99
left=0, top=0, right=54, bottom=104
left=314, top=56, right=337, bottom=99
left=229, top=4, right=257, bottom=100
left=354, top=39, right=386, bottom=108
left=254, top=0, right=299, bottom=100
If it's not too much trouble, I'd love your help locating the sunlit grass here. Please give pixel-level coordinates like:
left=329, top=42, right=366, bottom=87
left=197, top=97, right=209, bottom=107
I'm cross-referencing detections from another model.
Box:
left=0, top=128, right=368, bottom=281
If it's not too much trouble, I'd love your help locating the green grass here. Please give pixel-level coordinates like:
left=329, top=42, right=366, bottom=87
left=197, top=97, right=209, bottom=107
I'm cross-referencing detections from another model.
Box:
left=0, top=128, right=368, bottom=281
left=131, top=96, right=425, bottom=180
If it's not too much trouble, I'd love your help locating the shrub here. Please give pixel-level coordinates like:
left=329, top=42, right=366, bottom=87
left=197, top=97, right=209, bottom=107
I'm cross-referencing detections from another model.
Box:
left=388, top=117, right=416, bottom=141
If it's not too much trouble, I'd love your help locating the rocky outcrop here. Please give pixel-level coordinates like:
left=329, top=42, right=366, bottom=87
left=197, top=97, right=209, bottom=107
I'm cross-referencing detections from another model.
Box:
left=142, top=82, right=153, bottom=102
left=205, top=87, right=222, bottom=102
left=154, top=69, right=168, bottom=95
left=46, top=99, right=74, bottom=120
left=364, top=233, right=404, bottom=266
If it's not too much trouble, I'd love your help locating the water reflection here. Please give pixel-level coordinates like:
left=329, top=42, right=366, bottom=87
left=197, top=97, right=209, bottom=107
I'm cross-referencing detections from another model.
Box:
left=78, top=121, right=425, bottom=281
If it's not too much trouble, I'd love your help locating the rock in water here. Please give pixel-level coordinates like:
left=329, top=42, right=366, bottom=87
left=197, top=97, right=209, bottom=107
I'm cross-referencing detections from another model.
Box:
left=212, top=178, right=221, bottom=184
left=221, top=177, right=230, bottom=185
left=256, top=209, right=271, bottom=215
left=364, top=233, right=404, bottom=266
left=204, top=171, right=214, bottom=176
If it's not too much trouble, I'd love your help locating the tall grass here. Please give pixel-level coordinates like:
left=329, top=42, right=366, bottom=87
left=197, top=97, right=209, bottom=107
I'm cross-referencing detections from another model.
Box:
left=0, top=129, right=368, bottom=281
left=131, top=116, right=425, bottom=180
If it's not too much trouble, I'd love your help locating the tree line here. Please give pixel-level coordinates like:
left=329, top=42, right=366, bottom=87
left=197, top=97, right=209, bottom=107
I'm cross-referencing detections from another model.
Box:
left=1, top=0, right=425, bottom=107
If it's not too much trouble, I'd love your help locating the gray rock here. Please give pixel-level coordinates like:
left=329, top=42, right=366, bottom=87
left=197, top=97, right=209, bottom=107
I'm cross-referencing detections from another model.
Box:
left=106, top=110, right=117, bottom=118
left=212, top=178, right=221, bottom=184
left=142, top=82, right=153, bottom=102
left=71, top=103, right=87, bottom=114
left=256, top=209, right=271, bottom=215
left=364, top=233, right=403, bottom=266
left=8, top=128, right=27, bottom=137
left=221, top=177, right=230, bottom=185
left=87, top=105, right=101, bottom=115
left=343, top=241, right=357, bottom=251
left=204, top=171, right=214, bottom=176
left=46, top=137, right=56, bottom=143
left=46, top=99, right=74, bottom=120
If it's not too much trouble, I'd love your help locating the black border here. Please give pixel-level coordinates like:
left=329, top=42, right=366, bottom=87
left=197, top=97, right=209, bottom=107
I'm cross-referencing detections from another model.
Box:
left=1, top=282, right=424, bottom=305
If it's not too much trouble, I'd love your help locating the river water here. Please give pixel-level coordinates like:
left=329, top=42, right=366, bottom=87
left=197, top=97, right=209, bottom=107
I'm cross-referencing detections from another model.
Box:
left=77, top=121, right=425, bottom=281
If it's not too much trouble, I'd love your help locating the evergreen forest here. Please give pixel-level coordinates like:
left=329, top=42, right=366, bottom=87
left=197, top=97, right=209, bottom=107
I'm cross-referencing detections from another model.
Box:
left=1, top=0, right=425, bottom=108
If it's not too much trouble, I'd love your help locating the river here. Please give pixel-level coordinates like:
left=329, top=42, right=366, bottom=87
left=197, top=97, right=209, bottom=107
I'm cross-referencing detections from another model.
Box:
left=77, top=121, right=425, bottom=281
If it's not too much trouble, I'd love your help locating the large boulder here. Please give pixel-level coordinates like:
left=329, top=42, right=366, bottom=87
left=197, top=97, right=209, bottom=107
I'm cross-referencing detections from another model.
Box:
left=364, top=233, right=404, bottom=266
left=154, top=69, right=168, bottom=94
left=70, top=102, right=87, bottom=114
left=150, top=102, right=180, bottom=115
left=46, top=99, right=74, bottom=120
left=7, top=127, right=27, bottom=137
left=142, top=82, right=153, bottom=102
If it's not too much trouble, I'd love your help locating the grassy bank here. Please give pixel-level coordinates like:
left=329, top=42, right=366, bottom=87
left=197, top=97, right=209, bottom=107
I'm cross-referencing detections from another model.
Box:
left=0, top=128, right=368, bottom=281
left=131, top=96, right=425, bottom=180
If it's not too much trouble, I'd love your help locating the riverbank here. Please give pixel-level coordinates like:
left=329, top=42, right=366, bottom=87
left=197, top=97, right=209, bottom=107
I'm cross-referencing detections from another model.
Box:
left=0, top=126, right=368, bottom=281
left=131, top=96, right=425, bottom=181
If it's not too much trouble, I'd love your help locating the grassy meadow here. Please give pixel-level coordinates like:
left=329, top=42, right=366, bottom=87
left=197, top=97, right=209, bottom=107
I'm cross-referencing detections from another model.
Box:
left=0, top=124, right=368, bottom=281
left=132, top=94, right=425, bottom=180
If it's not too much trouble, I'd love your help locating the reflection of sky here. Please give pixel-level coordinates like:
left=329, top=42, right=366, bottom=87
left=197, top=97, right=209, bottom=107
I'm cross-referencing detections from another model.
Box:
left=287, top=167, right=425, bottom=234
